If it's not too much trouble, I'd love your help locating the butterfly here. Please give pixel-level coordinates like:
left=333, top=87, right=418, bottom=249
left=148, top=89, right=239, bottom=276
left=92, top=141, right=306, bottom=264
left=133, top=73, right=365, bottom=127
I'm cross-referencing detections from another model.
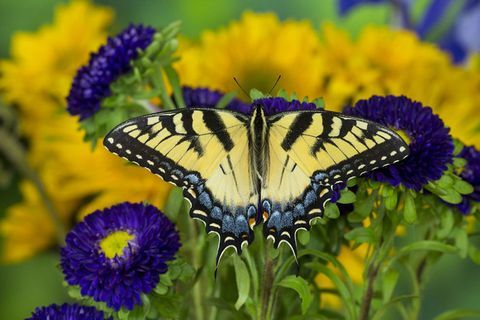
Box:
left=104, top=104, right=409, bottom=266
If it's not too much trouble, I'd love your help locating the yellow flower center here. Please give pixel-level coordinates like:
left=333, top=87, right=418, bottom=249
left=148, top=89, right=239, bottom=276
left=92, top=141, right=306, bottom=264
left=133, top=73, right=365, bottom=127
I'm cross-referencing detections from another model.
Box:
left=99, top=231, right=134, bottom=259
left=394, top=129, right=411, bottom=145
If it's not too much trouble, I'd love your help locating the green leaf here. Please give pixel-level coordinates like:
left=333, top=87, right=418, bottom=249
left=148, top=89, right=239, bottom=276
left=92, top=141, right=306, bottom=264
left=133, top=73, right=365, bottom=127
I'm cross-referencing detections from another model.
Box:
left=306, top=262, right=356, bottom=319
left=276, top=89, right=289, bottom=100
left=275, top=249, right=355, bottom=296
left=437, top=174, right=454, bottom=188
left=453, top=178, right=474, bottom=195
left=399, top=240, right=458, bottom=256
left=372, top=295, right=419, bottom=320
left=233, top=256, right=250, bottom=310
left=207, top=298, right=250, bottom=320
left=117, top=309, right=129, bottom=320
left=468, top=245, right=480, bottom=265
left=353, top=195, right=375, bottom=219
left=384, top=190, right=398, bottom=211
left=454, top=228, right=469, bottom=258
left=298, top=229, right=311, bottom=245
left=337, top=189, right=356, bottom=204
left=277, top=275, right=313, bottom=314
left=453, top=139, right=465, bottom=156
left=215, top=91, right=237, bottom=109
left=433, top=309, right=480, bottom=320
left=437, top=208, right=454, bottom=239
left=66, top=285, right=83, bottom=300
left=250, top=88, right=266, bottom=100
left=164, top=187, right=184, bottom=221
left=150, top=294, right=182, bottom=319
left=153, top=282, right=168, bottom=295
left=324, top=203, right=340, bottom=219
left=159, top=274, right=173, bottom=287
left=167, top=257, right=196, bottom=281
left=439, top=191, right=463, bottom=204
left=453, top=157, right=467, bottom=169
left=311, top=97, right=325, bottom=109
left=344, top=227, right=376, bottom=244
left=164, top=65, right=184, bottom=108
left=382, top=269, right=399, bottom=303
left=347, top=178, right=357, bottom=188
left=403, top=192, right=417, bottom=224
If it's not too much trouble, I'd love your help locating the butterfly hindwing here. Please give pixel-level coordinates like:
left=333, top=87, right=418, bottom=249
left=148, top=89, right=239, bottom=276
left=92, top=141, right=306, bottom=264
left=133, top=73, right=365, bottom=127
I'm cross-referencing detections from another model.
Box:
left=104, top=109, right=258, bottom=264
left=105, top=106, right=410, bottom=268
left=261, top=110, right=409, bottom=253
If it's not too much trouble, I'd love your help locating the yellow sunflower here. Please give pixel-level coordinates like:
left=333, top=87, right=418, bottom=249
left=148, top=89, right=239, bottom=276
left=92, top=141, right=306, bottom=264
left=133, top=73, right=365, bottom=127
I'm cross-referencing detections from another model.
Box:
left=0, top=0, right=172, bottom=263
left=317, top=24, right=480, bottom=147
left=0, top=0, right=112, bottom=138
left=176, top=11, right=324, bottom=100
left=177, top=15, right=480, bottom=147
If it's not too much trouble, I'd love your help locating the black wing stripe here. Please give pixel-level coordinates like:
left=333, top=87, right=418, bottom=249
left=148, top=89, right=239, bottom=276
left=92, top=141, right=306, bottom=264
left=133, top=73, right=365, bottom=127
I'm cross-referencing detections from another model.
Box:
left=321, top=114, right=333, bottom=137
left=202, top=111, right=235, bottom=151
left=281, top=113, right=313, bottom=151
left=338, top=119, right=354, bottom=138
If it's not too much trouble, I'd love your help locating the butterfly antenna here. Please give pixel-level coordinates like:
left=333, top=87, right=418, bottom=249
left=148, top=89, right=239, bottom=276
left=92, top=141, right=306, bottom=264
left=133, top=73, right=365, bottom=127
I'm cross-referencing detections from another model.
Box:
left=268, top=75, right=282, bottom=95
left=233, top=77, right=249, bottom=98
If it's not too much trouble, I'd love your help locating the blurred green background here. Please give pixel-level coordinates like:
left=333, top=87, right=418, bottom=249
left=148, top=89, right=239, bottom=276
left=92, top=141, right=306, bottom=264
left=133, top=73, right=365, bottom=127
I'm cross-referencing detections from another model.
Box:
left=0, top=0, right=478, bottom=319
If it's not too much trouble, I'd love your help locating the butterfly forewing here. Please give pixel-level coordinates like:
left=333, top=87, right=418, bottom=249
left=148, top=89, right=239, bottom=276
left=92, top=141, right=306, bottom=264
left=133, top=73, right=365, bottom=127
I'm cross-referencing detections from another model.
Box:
left=104, top=106, right=410, bottom=267
left=261, top=111, right=409, bottom=253
left=104, top=109, right=258, bottom=264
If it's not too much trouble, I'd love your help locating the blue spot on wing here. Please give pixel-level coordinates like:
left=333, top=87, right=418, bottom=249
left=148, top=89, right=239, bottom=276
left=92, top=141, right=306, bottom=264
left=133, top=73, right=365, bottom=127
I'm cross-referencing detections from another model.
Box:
left=198, top=191, right=213, bottom=209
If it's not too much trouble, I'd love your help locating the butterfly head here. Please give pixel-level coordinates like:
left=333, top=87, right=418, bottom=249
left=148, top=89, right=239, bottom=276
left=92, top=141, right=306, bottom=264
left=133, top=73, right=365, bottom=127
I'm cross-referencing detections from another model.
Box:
left=251, top=103, right=268, bottom=130
left=252, top=103, right=265, bottom=117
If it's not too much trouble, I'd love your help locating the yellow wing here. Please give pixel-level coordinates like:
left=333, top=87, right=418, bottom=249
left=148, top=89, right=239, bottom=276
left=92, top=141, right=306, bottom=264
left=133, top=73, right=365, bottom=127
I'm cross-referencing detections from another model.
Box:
left=261, top=111, right=409, bottom=253
left=104, top=108, right=257, bottom=264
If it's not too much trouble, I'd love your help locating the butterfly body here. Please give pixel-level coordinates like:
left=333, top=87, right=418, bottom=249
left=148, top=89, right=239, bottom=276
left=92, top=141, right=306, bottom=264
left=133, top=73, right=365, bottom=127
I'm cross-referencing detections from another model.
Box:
left=104, top=104, right=409, bottom=265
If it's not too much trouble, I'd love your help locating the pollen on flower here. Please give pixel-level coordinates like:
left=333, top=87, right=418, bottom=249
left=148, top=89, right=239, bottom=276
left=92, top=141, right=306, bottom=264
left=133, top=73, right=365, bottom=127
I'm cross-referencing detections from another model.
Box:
left=99, top=230, right=135, bottom=259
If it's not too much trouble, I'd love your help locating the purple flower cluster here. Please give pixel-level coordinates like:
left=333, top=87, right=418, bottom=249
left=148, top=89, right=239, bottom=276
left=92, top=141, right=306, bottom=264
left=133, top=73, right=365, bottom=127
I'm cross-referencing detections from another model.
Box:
left=182, top=87, right=318, bottom=116
left=26, top=303, right=110, bottom=320
left=457, top=146, right=480, bottom=213
left=250, top=97, right=317, bottom=116
left=67, top=25, right=155, bottom=120
left=60, top=202, right=180, bottom=310
left=180, top=86, right=249, bottom=111
left=344, top=95, right=454, bottom=191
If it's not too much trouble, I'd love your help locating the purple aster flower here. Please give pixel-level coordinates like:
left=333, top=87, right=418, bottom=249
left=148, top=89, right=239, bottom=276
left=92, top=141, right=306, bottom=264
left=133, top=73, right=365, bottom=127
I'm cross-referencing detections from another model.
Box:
left=180, top=87, right=318, bottom=116
left=344, top=95, right=454, bottom=191
left=60, top=202, right=180, bottom=311
left=67, top=25, right=156, bottom=120
left=26, top=303, right=110, bottom=320
left=251, top=97, right=317, bottom=116
left=457, top=145, right=480, bottom=213
left=180, top=86, right=249, bottom=111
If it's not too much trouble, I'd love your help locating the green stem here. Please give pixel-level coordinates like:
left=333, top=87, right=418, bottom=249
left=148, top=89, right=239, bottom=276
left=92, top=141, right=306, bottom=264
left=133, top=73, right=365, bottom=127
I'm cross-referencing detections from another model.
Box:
left=137, top=99, right=160, bottom=113
left=152, top=65, right=175, bottom=110
left=164, top=65, right=185, bottom=108
left=208, top=281, right=220, bottom=320
left=0, top=130, right=65, bottom=245
left=359, top=262, right=380, bottom=320
left=406, top=264, right=421, bottom=319
left=243, top=249, right=259, bottom=307
left=359, top=192, right=393, bottom=320
left=260, top=244, right=275, bottom=320
left=185, top=203, right=205, bottom=320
